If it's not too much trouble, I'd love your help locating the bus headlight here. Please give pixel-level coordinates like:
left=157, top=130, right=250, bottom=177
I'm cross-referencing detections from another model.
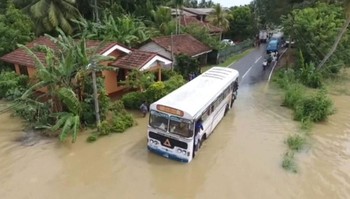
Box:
left=177, top=148, right=187, bottom=155
left=149, top=139, right=159, bottom=145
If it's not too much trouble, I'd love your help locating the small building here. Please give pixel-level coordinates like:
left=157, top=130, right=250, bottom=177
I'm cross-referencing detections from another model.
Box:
left=0, top=36, right=172, bottom=96
left=171, top=7, right=223, bottom=39
left=139, top=34, right=212, bottom=65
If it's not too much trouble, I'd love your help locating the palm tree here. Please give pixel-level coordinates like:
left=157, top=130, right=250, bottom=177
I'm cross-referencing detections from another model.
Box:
left=22, top=0, right=81, bottom=35
left=208, top=3, right=231, bottom=32
left=151, top=7, right=176, bottom=35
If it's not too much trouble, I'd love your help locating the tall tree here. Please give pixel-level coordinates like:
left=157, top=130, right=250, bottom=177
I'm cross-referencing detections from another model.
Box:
left=151, top=6, right=176, bottom=35
left=207, top=3, right=231, bottom=32
left=317, top=0, right=350, bottom=69
left=228, top=5, right=256, bottom=41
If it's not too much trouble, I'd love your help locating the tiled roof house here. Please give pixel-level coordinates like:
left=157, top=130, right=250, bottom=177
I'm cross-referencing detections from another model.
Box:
left=139, top=34, right=212, bottom=65
left=1, top=36, right=172, bottom=95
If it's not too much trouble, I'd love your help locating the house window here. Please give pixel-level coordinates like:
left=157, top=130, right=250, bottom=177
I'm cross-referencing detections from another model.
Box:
left=19, top=65, right=28, bottom=76
left=117, top=69, right=126, bottom=86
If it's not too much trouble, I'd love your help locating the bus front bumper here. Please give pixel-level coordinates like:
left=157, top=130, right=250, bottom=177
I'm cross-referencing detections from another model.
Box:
left=147, top=146, right=189, bottom=163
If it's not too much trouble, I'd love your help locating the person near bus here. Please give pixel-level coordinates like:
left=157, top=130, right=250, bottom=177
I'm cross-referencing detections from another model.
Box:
left=140, top=101, right=148, bottom=117
left=194, top=118, right=204, bottom=151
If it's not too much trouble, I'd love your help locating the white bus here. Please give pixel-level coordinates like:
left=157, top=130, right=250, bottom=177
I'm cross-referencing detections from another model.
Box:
left=147, top=67, right=239, bottom=162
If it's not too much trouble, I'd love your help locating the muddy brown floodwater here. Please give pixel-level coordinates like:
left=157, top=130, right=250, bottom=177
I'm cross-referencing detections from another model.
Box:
left=0, top=82, right=350, bottom=199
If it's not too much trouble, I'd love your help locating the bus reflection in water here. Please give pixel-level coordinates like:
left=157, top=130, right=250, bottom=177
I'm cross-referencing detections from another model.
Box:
left=147, top=67, right=239, bottom=163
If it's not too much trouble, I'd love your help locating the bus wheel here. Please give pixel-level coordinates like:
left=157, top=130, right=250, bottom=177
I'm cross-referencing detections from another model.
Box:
left=224, top=104, right=229, bottom=116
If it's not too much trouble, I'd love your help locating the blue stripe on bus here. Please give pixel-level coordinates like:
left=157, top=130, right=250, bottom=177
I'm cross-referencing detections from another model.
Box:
left=147, top=146, right=189, bottom=163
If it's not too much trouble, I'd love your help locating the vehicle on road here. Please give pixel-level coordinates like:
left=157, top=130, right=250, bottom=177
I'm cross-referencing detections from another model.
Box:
left=266, top=39, right=281, bottom=54
left=147, top=67, right=239, bottom=163
left=259, top=30, right=268, bottom=43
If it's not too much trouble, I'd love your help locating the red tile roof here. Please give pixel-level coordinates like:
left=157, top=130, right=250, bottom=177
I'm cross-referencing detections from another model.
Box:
left=180, top=16, right=222, bottom=33
left=152, top=34, right=212, bottom=57
left=110, top=50, right=157, bottom=69
left=0, top=36, right=121, bottom=67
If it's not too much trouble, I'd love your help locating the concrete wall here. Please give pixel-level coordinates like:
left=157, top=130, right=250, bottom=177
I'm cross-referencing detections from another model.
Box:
left=139, top=42, right=172, bottom=60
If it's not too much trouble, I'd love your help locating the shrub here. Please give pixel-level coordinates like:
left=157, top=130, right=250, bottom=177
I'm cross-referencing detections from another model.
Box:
left=98, top=120, right=113, bottom=136
left=273, top=68, right=297, bottom=89
left=121, top=91, right=145, bottom=109
left=110, top=112, right=135, bottom=133
left=13, top=99, right=51, bottom=127
left=0, top=71, right=28, bottom=100
left=297, top=62, right=322, bottom=88
left=282, top=151, right=297, bottom=173
left=144, top=81, right=166, bottom=103
left=282, top=83, right=304, bottom=109
left=109, top=100, right=125, bottom=113
left=161, top=69, right=178, bottom=81
left=164, top=74, right=185, bottom=93
left=287, top=134, right=305, bottom=151
left=294, top=89, right=333, bottom=122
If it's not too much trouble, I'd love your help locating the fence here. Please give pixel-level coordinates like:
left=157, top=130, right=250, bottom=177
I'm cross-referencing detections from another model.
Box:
left=217, top=39, right=254, bottom=64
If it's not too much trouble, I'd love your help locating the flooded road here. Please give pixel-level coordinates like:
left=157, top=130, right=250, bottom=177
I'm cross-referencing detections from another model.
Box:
left=1, top=79, right=350, bottom=199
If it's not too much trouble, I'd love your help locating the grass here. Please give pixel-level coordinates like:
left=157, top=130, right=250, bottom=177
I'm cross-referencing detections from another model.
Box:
left=201, top=48, right=254, bottom=72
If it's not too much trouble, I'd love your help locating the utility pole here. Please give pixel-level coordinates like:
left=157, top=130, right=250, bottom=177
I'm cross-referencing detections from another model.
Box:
left=171, top=33, right=174, bottom=71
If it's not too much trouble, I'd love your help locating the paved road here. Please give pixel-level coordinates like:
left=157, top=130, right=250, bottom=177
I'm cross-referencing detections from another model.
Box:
left=229, top=44, right=286, bottom=86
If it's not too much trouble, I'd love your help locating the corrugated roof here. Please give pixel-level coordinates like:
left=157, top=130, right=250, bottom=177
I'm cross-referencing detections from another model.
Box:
left=152, top=34, right=212, bottom=57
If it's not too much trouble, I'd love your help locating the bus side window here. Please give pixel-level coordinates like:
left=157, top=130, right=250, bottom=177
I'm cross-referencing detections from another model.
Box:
left=201, top=108, right=209, bottom=121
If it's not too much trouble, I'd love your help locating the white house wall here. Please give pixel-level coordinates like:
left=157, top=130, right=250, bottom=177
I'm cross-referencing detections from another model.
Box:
left=139, top=42, right=172, bottom=60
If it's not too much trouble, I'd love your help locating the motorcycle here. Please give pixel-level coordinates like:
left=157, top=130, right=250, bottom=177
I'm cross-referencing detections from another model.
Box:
left=262, top=59, right=269, bottom=70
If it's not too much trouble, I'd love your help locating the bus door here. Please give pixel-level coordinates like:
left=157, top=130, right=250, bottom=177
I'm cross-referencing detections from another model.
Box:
left=201, top=107, right=212, bottom=137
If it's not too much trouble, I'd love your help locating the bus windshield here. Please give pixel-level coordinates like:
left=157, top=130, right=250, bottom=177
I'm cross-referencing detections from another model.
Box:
left=169, top=116, right=193, bottom=138
left=149, top=110, right=169, bottom=131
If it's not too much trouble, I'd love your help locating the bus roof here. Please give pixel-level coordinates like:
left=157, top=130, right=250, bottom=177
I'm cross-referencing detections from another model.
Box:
left=151, top=67, right=239, bottom=119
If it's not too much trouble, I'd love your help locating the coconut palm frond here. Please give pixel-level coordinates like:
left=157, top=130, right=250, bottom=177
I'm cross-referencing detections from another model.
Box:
left=48, top=2, right=58, bottom=27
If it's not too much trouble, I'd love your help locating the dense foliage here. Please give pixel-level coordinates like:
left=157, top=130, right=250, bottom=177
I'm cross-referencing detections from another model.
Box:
left=282, top=3, right=350, bottom=70
left=0, top=71, right=29, bottom=100
left=0, top=2, right=34, bottom=57
left=121, top=72, right=185, bottom=109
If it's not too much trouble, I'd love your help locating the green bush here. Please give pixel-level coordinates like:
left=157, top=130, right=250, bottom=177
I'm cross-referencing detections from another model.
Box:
left=109, top=100, right=125, bottom=113
left=110, top=112, right=134, bottom=133
left=0, top=71, right=28, bottom=100
left=164, top=74, right=185, bottom=93
left=294, top=90, right=333, bottom=122
left=13, top=100, right=51, bottom=127
left=145, top=81, right=166, bottom=103
left=273, top=68, right=297, bottom=89
left=297, top=62, right=322, bottom=88
left=287, top=134, right=305, bottom=151
left=282, top=151, right=297, bottom=173
left=98, top=120, right=113, bottom=136
left=282, top=83, right=304, bottom=109
left=161, top=69, right=178, bottom=81
left=121, top=91, right=145, bottom=109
